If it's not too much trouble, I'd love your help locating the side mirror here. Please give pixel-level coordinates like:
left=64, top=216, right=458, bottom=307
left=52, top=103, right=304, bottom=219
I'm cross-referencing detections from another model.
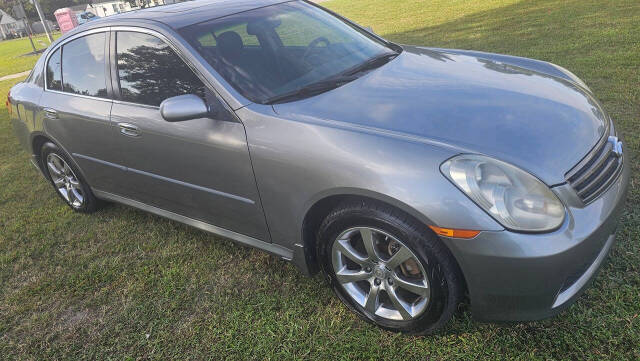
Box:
left=159, top=94, right=209, bottom=122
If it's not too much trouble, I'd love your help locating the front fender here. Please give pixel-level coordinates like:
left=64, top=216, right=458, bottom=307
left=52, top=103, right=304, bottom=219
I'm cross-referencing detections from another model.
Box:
left=238, top=104, right=503, bottom=273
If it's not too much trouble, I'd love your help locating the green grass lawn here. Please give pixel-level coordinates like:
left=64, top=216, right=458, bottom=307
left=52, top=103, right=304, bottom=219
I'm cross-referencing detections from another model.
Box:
left=1, top=0, right=639, bottom=359
left=0, top=32, right=59, bottom=78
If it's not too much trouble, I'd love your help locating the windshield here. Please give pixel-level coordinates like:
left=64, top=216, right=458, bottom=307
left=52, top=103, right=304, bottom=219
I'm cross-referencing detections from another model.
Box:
left=179, top=1, right=399, bottom=104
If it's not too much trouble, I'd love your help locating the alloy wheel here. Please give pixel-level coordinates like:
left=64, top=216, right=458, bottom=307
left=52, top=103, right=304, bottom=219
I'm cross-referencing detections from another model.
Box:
left=46, top=153, right=84, bottom=209
left=331, top=227, right=430, bottom=321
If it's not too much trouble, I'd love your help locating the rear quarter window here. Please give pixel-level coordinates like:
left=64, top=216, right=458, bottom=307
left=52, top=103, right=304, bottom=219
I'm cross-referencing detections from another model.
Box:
left=46, top=48, right=62, bottom=91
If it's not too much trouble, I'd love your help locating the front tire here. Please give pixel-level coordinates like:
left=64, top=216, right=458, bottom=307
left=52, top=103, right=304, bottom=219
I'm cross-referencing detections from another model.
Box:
left=41, top=142, right=100, bottom=213
left=317, top=200, right=463, bottom=335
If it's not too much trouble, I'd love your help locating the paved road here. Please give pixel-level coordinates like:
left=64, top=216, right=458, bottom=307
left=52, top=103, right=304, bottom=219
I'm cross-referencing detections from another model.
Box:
left=0, top=70, right=30, bottom=82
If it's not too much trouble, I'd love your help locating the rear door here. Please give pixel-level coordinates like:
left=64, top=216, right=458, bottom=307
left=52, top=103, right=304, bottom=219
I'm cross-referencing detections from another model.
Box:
left=39, top=29, right=122, bottom=194
left=108, top=29, right=271, bottom=241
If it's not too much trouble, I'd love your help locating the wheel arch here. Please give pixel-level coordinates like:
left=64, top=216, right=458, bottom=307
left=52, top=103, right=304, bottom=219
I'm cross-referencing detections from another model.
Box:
left=30, top=132, right=90, bottom=184
left=300, top=190, right=467, bottom=292
left=31, top=133, right=54, bottom=174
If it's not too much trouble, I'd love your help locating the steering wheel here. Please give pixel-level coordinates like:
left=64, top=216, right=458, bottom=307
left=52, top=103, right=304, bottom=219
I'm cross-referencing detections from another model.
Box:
left=302, top=36, right=331, bottom=64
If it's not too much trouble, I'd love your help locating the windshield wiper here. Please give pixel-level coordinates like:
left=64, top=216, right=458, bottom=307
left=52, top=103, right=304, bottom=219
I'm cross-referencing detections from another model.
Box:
left=341, top=51, right=399, bottom=76
left=263, top=75, right=358, bottom=104
left=262, top=52, right=399, bottom=105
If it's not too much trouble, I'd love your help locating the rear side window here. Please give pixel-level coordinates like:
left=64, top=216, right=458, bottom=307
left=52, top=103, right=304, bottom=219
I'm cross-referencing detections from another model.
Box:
left=116, top=31, right=205, bottom=107
left=61, top=33, right=108, bottom=98
left=46, top=48, right=62, bottom=91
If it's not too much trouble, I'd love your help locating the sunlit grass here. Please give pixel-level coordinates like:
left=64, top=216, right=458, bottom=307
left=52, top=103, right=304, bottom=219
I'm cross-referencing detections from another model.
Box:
left=1, top=1, right=639, bottom=359
left=0, top=32, right=60, bottom=77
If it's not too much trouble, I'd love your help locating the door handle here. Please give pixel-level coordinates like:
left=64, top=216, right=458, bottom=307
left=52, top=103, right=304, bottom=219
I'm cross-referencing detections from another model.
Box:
left=44, top=108, right=57, bottom=120
left=118, top=122, right=141, bottom=137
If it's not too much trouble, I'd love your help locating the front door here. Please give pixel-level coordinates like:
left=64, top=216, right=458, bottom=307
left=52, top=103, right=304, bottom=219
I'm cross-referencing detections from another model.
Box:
left=109, top=30, right=270, bottom=241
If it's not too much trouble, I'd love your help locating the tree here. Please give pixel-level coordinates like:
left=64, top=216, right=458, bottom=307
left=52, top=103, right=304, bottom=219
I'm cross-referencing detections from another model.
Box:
left=0, top=0, right=85, bottom=21
left=0, top=0, right=37, bottom=20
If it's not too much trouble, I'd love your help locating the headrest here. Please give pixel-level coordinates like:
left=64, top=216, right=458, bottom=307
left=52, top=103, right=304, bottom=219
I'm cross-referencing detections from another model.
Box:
left=217, top=31, right=243, bottom=59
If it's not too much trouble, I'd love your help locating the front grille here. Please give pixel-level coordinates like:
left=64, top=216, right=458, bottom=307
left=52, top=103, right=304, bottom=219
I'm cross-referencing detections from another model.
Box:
left=566, top=135, right=623, bottom=204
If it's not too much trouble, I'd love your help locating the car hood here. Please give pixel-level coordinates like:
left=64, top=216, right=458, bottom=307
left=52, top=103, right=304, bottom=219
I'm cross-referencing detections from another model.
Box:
left=272, top=46, right=608, bottom=186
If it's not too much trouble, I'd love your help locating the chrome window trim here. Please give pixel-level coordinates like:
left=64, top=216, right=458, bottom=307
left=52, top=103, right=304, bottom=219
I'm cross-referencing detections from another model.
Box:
left=44, top=27, right=112, bottom=102
left=112, top=99, right=159, bottom=110
left=44, top=89, right=114, bottom=103
left=42, top=25, right=238, bottom=118
left=42, top=26, right=211, bottom=108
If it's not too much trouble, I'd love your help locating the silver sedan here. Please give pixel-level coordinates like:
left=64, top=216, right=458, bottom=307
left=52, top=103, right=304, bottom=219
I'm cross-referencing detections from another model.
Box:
left=8, top=0, right=629, bottom=334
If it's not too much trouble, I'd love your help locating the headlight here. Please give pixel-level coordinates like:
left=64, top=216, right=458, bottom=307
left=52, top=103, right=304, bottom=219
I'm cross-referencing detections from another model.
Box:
left=441, top=155, right=565, bottom=232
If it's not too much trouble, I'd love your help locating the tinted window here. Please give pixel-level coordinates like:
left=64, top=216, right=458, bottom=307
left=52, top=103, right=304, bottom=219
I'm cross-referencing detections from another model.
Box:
left=179, top=1, right=395, bottom=104
left=116, top=31, right=205, bottom=107
left=275, top=8, right=351, bottom=47
left=62, top=33, right=108, bottom=98
left=46, top=48, right=62, bottom=91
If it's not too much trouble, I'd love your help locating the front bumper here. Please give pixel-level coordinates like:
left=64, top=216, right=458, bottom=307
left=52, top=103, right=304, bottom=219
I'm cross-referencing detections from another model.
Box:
left=442, top=154, right=630, bottom=322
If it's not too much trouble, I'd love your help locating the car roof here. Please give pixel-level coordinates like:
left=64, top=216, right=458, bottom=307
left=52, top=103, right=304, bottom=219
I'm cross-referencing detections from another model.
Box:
left=88, top=0, right=293, bottom=29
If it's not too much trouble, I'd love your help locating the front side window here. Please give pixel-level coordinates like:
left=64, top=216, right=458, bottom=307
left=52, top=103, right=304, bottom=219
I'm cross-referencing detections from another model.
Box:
left=179, top=1, right=397, bottom=104
left=116, top=31, right=205, bottom=107
left=46, top=48, right=62, bottom=91
left=61, top=33, right=108, bottom=98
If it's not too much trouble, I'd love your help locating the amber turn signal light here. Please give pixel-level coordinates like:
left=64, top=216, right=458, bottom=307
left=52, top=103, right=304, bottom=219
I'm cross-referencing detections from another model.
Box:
left=429, top=225, right=480, bottom=239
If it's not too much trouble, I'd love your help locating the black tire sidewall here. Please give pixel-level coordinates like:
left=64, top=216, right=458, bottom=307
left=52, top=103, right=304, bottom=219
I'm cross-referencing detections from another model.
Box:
left=317, top=203, right=461, bottom=334
left=40, top=142, right=98, bottom=213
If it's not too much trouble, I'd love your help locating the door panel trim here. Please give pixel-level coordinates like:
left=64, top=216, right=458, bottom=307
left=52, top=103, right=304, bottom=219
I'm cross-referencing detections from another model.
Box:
left=73, top=153, right=126, bottom=170
left=127, top=167, right=255, bottom=204
left=93, top=189, right=292, bottom=260
left=73, top=153, right=255, bottom=204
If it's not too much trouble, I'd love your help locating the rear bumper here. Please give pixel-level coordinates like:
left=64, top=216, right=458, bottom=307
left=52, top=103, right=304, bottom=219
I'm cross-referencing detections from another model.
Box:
left=442, top=154, right=630, bottom=321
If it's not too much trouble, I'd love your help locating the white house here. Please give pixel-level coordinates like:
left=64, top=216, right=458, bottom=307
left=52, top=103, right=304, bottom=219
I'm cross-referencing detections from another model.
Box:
left=82, top=1, right=134, bottom=17
left=0, top=9, right=26, bottom=40
left=72, top=0, right=179, bottom=18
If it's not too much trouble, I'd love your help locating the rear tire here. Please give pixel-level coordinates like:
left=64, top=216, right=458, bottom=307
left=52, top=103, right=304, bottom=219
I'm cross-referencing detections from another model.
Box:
left=317, top=200, right=463, bottom=335
left=40, top=142, right=101, bottom=213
